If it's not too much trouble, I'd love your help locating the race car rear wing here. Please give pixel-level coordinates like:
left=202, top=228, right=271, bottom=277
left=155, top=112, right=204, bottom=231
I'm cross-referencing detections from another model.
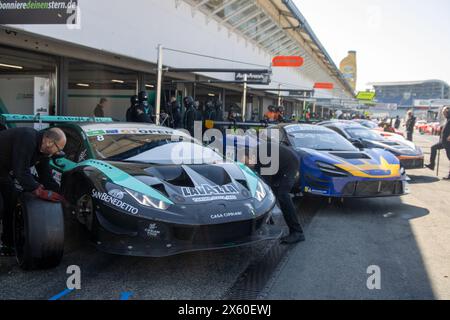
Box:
left=0, top=114, right=114, bottom=126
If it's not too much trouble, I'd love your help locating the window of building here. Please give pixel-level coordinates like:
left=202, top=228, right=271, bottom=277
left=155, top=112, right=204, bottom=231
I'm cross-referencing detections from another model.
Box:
left=0, top=45, right=57, bottom=117
left=67, top=59, right=138, bottom=120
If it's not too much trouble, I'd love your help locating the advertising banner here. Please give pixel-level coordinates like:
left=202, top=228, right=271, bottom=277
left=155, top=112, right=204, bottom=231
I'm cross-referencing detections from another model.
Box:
left=0, top=0, right=78, bottom=24
left=33, top=77, right=50, bottom=129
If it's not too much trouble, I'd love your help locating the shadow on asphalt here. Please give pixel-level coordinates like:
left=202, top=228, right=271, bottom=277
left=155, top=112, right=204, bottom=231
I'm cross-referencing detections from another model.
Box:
left=408, top=175, right=441, bottom=184
left=272, top=196, right=435, bottom=299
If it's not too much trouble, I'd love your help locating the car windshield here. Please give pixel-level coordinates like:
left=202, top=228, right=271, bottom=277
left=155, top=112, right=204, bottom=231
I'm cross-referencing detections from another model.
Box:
left=359, top=121, right=378, bottom=129
left=87, top=133, right=223, bottom=165
left=346, top=127, right=384, bottom=141
left=288, top=130, right=357, bottom=151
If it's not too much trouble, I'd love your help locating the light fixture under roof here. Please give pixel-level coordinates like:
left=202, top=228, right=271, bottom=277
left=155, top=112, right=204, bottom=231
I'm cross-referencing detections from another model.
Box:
left=208, top=93, right=215, bottom=97
left=76, top=83, right=90, bottom=87
left=0, top=63, right=23, bottom=70
left=145, top=84, right=154, bottom=88
left=111, top=79, right=125, bottom=84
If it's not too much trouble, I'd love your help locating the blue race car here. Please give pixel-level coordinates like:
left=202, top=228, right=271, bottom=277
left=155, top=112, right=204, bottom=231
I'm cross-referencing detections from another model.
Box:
left=228, top=123, right=407, bottom=198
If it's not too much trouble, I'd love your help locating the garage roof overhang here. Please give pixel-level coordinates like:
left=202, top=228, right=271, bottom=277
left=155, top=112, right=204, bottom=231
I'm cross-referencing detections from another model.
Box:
left=182, top=0, right=355, bottom=98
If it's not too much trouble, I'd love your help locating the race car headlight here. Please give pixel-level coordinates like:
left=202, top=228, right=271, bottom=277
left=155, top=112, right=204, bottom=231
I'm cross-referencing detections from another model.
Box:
left=400, top=167, right=406, bottom=175
left=125, top=189, right=171, bottom=210
left=255, top=181, right=267, bottom=202
left=316, top=161, right=349, bottom=177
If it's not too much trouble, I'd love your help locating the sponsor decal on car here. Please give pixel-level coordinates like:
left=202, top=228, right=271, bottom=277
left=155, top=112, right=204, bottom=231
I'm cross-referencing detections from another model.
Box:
left=191, top=195, right=238, bottom=203
left=144, top=223, right=161, bottom=238
left=211, top=211, right=243, bottom=220
left=92, top=189, right=139, bottom=215
left=304, top=186, right=329, bottom=195
left=85, top=128, right=175, bottom=137
left=181, top=184, right=240, bottom=198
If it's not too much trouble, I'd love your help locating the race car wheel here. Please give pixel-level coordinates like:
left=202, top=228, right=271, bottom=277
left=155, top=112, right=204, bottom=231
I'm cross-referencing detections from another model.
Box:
left=14, top=193, right=65, bottom=270
left=77, top=193, right=96, bottom=232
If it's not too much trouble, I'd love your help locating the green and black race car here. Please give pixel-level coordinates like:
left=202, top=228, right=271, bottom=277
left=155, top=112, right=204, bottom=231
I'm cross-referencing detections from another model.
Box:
left=1, top=114, right=282, bottom=270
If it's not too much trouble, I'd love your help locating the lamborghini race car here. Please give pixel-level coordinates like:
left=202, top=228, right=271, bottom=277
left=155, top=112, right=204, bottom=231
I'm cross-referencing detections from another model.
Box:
left=53, top=122, right=282, bottom=257
left=0, top=115, right=282, bottom=269
left=229, top=123, right=407, bottom=198
left=319, top=121, right=424, bottom=170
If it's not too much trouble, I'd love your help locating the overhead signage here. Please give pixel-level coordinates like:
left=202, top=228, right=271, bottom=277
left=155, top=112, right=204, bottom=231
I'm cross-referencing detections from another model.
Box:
left=272, top=56, right=304, bottom=68
left=314, top=83, right=334, bottom=90
left=235, top=72, right=271, bottom=84
left=0, top=0, right=78, bottom=24
left=356, top=91, right=376, bottom=101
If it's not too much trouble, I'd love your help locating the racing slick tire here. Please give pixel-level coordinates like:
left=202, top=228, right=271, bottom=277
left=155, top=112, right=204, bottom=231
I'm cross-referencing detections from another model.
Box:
left=13, top=193, right=65, bottom=270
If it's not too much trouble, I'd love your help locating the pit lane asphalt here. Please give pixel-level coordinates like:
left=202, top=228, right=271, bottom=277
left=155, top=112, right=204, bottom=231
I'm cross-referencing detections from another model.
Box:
left=1, top=134, right=448, bottom=300
left=264, top=133, right=450, bottom=300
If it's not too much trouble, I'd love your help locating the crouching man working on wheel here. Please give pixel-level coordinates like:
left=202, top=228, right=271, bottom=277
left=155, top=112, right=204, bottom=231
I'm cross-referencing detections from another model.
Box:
left=0, top=127, right=67, bottom=256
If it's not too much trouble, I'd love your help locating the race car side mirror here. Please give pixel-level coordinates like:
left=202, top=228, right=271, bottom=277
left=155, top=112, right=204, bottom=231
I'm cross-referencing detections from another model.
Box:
left=350, top=139, right=365, bottom=150
left=51, top=153, right=67, bottom=168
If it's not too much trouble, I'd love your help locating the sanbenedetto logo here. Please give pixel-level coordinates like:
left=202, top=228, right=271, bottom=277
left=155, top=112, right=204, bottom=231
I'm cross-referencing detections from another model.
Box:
left=0, top=0, right=78, bottom=24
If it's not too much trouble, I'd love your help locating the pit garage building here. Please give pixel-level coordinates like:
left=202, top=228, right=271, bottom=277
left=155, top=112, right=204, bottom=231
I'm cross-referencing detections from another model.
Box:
left=0, top=0, right=355, bottom=121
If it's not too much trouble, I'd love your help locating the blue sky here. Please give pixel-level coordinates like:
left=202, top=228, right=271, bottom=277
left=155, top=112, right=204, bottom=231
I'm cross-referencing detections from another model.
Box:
left=294, top=0, right=450, bottom=91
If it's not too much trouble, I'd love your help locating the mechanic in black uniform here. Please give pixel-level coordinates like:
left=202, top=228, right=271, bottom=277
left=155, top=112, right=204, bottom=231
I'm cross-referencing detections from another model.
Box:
left=183, top=96, right=197, bottom=137
left=126, top=95, right=139, bottom=122
left=241, top=142, right=305, bottom=244
left=426, top=106, right=450, bottom=179
left=204, top=100, right=216, bottom=121
left=214, top=99, right=224, bottom=122
left=128, top=91, right=153, bottom=123
left=0, top=127, right=67, bottom=256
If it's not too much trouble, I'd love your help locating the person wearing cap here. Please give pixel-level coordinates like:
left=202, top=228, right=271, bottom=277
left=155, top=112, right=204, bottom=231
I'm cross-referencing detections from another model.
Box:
left=128, top=91, right=153, bottom=123
left=126, top=95, right=139, bottom=122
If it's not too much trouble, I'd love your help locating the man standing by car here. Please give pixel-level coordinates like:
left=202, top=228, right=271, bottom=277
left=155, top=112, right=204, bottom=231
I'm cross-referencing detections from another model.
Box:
left=93, top=98, right=108, bottom=118
left=405, top=110, right=417, bottom=142
left=241, top=143, right=305, bottom=244
left=0, top=127, right=66, bottom=256
left=394, top=116, right=401, bottom=130
left=426, top=106, right=450, bottom=179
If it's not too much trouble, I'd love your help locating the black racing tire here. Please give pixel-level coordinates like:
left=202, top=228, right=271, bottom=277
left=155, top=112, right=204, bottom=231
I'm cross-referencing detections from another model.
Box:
left=13, top=193, right=65, bottom=270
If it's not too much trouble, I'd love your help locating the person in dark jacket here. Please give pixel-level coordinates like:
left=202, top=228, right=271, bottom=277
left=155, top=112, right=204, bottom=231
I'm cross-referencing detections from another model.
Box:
left=0, top=127, right=66, bottom=256
left=93, top=98, right=108, bottom=118
left=128, top=91, right=153, bottom=123
left=204, top=100, right=216, bottom=121
left=214, top=99, right=224, bottom=122
left=168, top=96, right=182, bottom=129
left=405, top=110, right=417, bottom=142
left=426, top=107, right=450, bottom=179
left=126, top=95, right=139, bottom=122
left=183, top=96, right=197, bottom=137
left=394, top=116, right=401, bottom=130
left=241, top=143, right=305, bottom=244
